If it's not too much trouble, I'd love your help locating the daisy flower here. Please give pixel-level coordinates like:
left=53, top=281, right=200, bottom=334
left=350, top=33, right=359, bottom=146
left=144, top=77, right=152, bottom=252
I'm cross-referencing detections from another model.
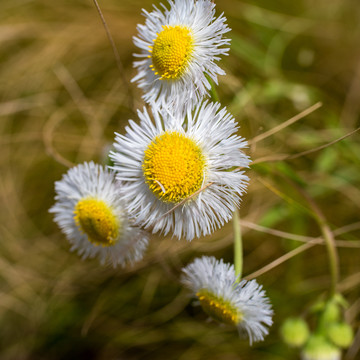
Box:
left=110, top=101, right=250, bottom=241
left=181, top=256, right=273, bottom=344
left=49, top=162, right=149, bottom=268
left=132, top=0, right=230, bottom=110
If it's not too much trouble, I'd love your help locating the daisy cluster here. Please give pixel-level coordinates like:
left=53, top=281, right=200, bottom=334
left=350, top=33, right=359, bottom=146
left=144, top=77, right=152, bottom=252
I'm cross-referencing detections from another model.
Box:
left=50, top=0, right=273, bottom=345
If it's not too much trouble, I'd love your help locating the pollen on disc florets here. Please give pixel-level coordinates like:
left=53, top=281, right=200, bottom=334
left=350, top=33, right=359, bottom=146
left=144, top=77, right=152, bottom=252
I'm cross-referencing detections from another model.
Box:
left=149, top=25, right=194, bottom=80
left=74, top=198, right=120, bottom=246
left=197, top=289, right=243, bottom=326
left=142, top=131, right=206, bottom=203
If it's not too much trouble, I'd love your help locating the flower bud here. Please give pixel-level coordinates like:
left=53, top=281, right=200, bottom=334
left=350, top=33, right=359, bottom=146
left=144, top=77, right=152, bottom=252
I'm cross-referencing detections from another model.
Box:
left=322, top=301, right=341, bottom=325
left=327, top=322, right=354, bottom=348
left=301, top=335, right=341, bottom=360
left=281, top=317, right=309, bottom=347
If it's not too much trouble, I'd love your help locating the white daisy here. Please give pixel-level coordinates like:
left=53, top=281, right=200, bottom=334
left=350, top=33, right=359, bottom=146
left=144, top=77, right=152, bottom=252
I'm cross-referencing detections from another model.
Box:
left=49, top=162, right=149, bottom=268
left=109, top=101, right=250, bottom=241
left=181, top=256, right=273, bottom=344
left=132, top=0, right=230, bottom=110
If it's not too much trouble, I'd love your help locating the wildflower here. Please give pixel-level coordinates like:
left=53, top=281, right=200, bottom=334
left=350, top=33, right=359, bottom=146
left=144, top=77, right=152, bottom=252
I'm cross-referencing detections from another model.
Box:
left=49, top=162, right=149, bottom=267
left=181, top=256, right=273, bottom=344
left=110, top=101, right=250, bottom=240
left=132, top=0, right=230, bottom=110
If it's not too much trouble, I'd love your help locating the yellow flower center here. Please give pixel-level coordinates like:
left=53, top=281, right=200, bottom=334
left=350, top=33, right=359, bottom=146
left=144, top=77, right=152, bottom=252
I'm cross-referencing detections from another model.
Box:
left=73, top=198, right=120, bottom=246
left=143, top=131, right=206, bottom=203
left=197, top=289, right=242, bottom=326
left=149, top=25, right=194, bottom=80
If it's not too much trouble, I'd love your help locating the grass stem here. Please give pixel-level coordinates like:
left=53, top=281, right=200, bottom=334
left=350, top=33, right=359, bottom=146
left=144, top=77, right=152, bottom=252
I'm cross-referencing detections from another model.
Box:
left=233, top=209, right=243, bottom=280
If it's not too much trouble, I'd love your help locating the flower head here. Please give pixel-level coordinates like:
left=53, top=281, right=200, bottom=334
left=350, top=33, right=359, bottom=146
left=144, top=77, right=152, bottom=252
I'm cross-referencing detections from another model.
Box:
left=181, top=256, right=273, bottom=344
left=49, top=162, right=149, bottom=267
left=132, top=0, right=230, bottom=110
left=110, top=101, right=250, bottom=241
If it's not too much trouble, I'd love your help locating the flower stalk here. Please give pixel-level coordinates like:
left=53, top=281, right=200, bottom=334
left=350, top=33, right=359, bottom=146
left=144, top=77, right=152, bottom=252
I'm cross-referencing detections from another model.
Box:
left=233, top=209, right=243, bottom=281
left=315, top=215, right=339, bottom=297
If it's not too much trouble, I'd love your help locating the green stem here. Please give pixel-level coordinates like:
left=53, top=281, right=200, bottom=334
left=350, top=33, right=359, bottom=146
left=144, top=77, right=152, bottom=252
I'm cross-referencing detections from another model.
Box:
left=205, top=74, right=220, bottom=103
left=317, top=217, right=339, bottom=297
left=300, top=191, right=339, bottom=297
left=283, top=176, right=339, bottom=297
left=233, top=209, right=243, bottom=281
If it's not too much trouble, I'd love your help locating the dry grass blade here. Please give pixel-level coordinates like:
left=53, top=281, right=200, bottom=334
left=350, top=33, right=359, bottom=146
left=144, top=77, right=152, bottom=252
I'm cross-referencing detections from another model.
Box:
left=245, top=241, right=318, bottom=280
left=53, top=64, right=94, bottom=118
left=241, top=220, right=360, bottom=247
left=256, top=177, right=316, bottom=217
left=286, top=125, right=360, bottom=160
left=54, top=64, right=104, bottom=159
left=240, top=219, right=314, bottom=242
left=252, top=125, right=360, bottom=164
left=43, top=110, right=75, bottom=168
left=250, top=102, right=322, bottom=144
left=92, top=0, right=134, bottom=111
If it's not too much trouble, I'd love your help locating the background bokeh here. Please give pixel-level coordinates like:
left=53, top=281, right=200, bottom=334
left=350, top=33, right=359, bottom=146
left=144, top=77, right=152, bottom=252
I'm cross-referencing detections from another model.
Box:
left=1, top=0, right=359, bottom=359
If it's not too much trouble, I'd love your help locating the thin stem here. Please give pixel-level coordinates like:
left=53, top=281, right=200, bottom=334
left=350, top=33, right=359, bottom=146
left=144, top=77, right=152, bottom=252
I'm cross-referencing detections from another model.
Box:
left=250, top=102, right=322, bottom=144
left=92, top=0, right=134, bottom=111
left=233, top=209, right=243, bottom=280
left=317, top=216, right=339, bottom=297
left=300, top=193, right=339, bottom=297
left=251, top=125, right=360, bottom=165
left=246, top=241, right=317, bottom=280
left=205, top=74, right=220, bottom=103
left=283, top=177, right=340, bottom=297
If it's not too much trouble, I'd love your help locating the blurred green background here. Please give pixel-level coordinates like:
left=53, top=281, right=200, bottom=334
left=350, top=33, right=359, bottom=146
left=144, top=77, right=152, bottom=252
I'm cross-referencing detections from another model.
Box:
left=1, top=0, right=359, bottom=359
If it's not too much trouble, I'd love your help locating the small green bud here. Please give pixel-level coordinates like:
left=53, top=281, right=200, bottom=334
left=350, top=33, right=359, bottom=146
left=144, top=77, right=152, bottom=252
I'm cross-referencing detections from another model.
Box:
left=333, top=293, right=348, bottom=309
left=311, top=294, right=346, bottom=318
left=322, top=301, right=341, bottom=324
left=302, top=335, right=341, bottom=360
left=311, top=299, right=326, bottom=314
left=327, top=322, right=354, bottom=348
left=280, top=317, right=309, bottom=347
